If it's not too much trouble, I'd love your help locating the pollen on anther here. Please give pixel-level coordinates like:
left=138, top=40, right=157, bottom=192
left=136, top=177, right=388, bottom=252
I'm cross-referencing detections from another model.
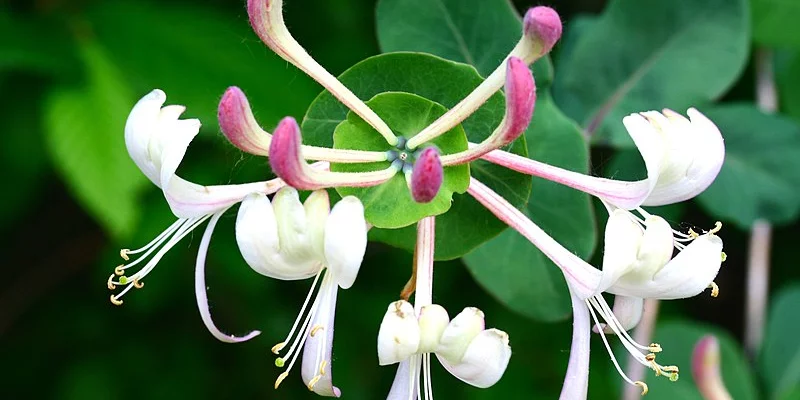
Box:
left=120, top=249, right=130, bottom=261
left=307, top=375, right=322, bottom=390
left=319, top=360, right=328, bottom=375
left=634, top=381, right=649, bottom=395
left=114, top=265, right=125, bottom=276
left=133, top=278, right=144, bottom=289
left=709, top=282, right=719, bottom=298
left=649, top=343, right=662, bottom=353
left=107, top=275, right=116, bottom=290
left=310, top=325, right=324, bottom=337
left=271, top=342, right=286, bottom=354
left=645, top=353, right=656, bottom=362
left=709, top=221, right=723, bottom=234
left=110, top=294, right=123, bottom=306
left=274, top=371, right=289, bottom=389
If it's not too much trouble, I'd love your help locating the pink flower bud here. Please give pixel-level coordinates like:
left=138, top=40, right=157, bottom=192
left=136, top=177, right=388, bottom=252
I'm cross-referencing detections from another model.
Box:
left=269, top=117, right=315, bottom=189
left=501, top=57, right=536, bottom=144
left=523, top=6, right=563, bottom=56
left=218, top=86, right=271, bottom=155
left=692, top=335, right=733, bottom=400
left=411, top=147, right=443, bottom=203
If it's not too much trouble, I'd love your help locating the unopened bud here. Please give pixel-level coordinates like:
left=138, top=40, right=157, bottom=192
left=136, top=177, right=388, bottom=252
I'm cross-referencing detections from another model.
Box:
left=410, top=147, right=443, bottom=203
left=523, top=6, right=563, bottom=56
left=436, top=307, right=485, bottom=363
left=418, top=304, right=450, bottom=353
left=377, top=300, right=420, bottom=365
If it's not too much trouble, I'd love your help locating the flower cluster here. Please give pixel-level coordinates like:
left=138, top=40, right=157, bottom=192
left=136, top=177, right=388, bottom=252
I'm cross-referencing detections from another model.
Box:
left=109, top=1, right=727, bottom=399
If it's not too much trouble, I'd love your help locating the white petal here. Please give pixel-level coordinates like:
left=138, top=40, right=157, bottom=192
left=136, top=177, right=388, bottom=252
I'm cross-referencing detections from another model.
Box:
left=417, top=304, right=449, bottom=353
left=377, top=301, right=421, bottom=366
left=272, top=187, right=317, bottom=265
left=631, top=215, right=674, bottom=279
left=642, top=109, right=725, bottom=206
left=304, top=190, right=330, bottom=260
left=301, top=276, right=342, bottom=397
left=559, top=291, right=590, bottom=400
left=124, top=89, right=166, bottom=187
left=622, top=113, right=666, bottom=201
left=609, top=234, right=724, bottom=299
left=598, top=210, right=642, bottom=292
left=594, top=295, right=644, bottom=333
left=387, top=357, right=420, bottom=400
left=164, top=176, right=278, bottom=219
left=235, top=193, right=319, bottom=280
left=435, top=307, right=485, bottom=364
left=437, top=328, right=511, bottom=388
left=157, top=117, right=201, bottom=190
left=323, top=196, right=367, bottom=289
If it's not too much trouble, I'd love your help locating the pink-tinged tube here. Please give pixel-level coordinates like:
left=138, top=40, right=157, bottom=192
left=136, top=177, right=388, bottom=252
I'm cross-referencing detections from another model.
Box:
left=559, top=291, right=590, bottom=400
left=467, top=177, right=602, bottom=299
left=268, top=117, right=398, bottom=190
left=218, top=86, right=271, bottom=155
left=523, top=6, right=563, bottom=57
left=411, top=148, right=444, bottom=203
left=692, top=335, right=733, bottom=400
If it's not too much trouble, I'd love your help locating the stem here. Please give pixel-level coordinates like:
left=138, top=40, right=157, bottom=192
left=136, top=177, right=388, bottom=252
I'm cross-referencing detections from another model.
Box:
left=744, top=47, right=777, bottom=360
left=414, top=216, right=436, bottom=310
left=622, top=299, right=660, bottom=400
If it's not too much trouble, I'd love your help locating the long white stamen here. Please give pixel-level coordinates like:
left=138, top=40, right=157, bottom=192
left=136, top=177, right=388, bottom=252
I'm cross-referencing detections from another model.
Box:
left=280, top=283, right=323, bottom=365
left=312, top=274, right=336, bottom=381
left=593, top=296, right=652, bottom=352
left=122, top=218, right=185, bottom=257
left=587, top=300, right=641, bottom=387
left=273, top=271, right=323, bottom=354
left=126, top=215, right=211, bottom=278
left=424, top=353, right=433, bottom=400
left=118, top=218, right=197, bottom=272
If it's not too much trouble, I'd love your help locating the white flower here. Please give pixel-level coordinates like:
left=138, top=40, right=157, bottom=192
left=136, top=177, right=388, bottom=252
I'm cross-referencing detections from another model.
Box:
left=236, top=188, right=367, bottom=396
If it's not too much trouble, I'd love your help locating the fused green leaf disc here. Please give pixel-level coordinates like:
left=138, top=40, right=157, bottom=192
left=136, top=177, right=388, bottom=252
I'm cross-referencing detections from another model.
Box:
left=332, top=92, right=469, bottom=229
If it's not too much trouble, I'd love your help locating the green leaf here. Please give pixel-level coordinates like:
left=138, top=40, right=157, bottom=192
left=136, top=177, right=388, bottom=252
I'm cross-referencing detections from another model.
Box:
left=45, top=41, right=149, bottom=238
left=87, top=0, right=319, bottom=130
left=463, top=93, right=596, bottom=322
left=642, top=320, right=758, bottom=400
left=302, top=52, right=532, bottom=260
left=752, top=0, right=800, bottom=48
left=0, top=9, right=79, bottom=76
left=778, top=52, right=800, bottom=123
left=697, top=104, right=800, bottom=227
left=553, top=0, right=749, bottom=146
left=333, top=92, right=469, bottom=228
left=761, top=285, right=800, bottom=399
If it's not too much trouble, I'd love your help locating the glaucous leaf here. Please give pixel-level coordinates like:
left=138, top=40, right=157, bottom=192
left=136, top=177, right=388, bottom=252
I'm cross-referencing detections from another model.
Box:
left=333, top=92, right=469, bottom=228
left=302, top=52, right=531, bottom=260
left=44, top=42, right=149, bottom=238
left=761, top=285, right=800, bottom=399
left=697, top=104, right=800, bottom=227
left=642, top=320, right=758, bottom=400
left=553, top=0, right=749, bottom=146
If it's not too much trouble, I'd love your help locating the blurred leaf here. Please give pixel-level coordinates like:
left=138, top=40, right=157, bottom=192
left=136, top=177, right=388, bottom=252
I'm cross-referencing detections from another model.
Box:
left=553, top=0, right=749, bottom=146
left=87, top=0, right=319, bottom=130
left=302, top=52, right=531, bottom=260
left=463, top=93, right=595, bottom=322
left=333, top=93, right=469, bottom=228
left=761, top=284, right=800, bottom=399
left=0, top=9, right=79, bottom=76
left=752, top=0, right=800, bottom=48
left=778, top=52, right=800, bottom=122
left=643, top=320, right=757, bottom=400
left=45, top=41, right=148, bottom=238
left=697, top=104, right=800, bottom=227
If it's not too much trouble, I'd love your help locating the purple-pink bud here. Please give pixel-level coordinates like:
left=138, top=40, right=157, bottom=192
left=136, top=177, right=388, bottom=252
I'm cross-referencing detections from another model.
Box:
left=218, top=87, right=269, bottom=155
left=523, top=6, right=563, bottom=56
left=411, top=147, right=443, bottom=203
left=247, top=0, right=283, bottom=52
left=502, top=57, right=536, bottom=144
left=269, top=117, right=313, bottom=189
left=692, top=335, right=733, bottom=400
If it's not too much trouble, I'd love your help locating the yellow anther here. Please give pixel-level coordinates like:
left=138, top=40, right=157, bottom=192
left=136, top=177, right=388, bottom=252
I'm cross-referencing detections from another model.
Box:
left=110, top=294, right=123, bottom=306
left=133, top=278, right=144, bottom=289
left=271, top=342, right=286, bottom=355
left=662, top=365, right=679, bottom=374
left=649, top=343, right=662, bottom=353
left=721, top=252, right=727, bottom=262
left=319, top=360, right=328, bottom=375
left=107, top=275, right=116, bottom=290
left=651, top=362, right=661, bottom=376
left=709, top=221, right=722, bottom=234
left=709, top=282, right=719, bottom=298
left=635, top=381, right=649, bottom=396
left=310, top=325, right=324, bottom=337
left=120, top=249, right=130, bottom=261
left=688, top=229, right=699, bottom=238
left=114, top=265, right=125, bottom=276
left=307, top=375, right=322, bottom=390
left=645, top=353, right=656, bottom=362
left=274, top=372, right=289, bottom=389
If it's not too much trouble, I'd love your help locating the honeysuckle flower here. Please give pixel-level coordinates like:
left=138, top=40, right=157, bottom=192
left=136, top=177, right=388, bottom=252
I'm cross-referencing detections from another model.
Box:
left=108, top=90, right=288, bottom=316
left=377, top=217, right=511, bottom=399
left=236, top=188, right=368, bottom=396
left=692, top=335, right=733, bottom=400
left=480, top=108, right=725, bottom=210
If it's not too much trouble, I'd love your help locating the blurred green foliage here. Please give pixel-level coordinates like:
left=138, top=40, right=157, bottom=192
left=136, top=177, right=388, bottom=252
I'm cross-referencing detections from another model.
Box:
left=3, top=0, right=800, bottom=399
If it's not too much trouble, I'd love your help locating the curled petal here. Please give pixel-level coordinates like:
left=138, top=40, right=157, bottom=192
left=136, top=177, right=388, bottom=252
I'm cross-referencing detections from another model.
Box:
left=610, top=234, right=724, bottom=299
left=437, top=328, right=512, bottom=388
left=692, top=335, right=733, bottom=400
left=642, top=109, right=725, bottom=206
left=195, top=210, right=261, bottom=343
left=598, top=210, right=643, bottom=292
left=301, top=277, right=342, bottom=397
left=436, top=307, right=485, bottom=364
left=559, top=290, right=591, bottom=400
left=125, top=89, right=167, bottom=186
left=247, top=0, right=396, bottom=145
left=324, top=196, right=367, bottom=289
left=441, top=57, right=536, bottom=166
left=164, top=175, right=284, bottom=219
left=411, top=147, right=444, bottom=203
left=377, top=300, right=421, bottom=366
left=418, top=304, right=449, bottom=353
left=269, top=117, right=397, bottom=190
left=235, top=192, right=321, bottom=280
left=523, top=6, right=563, bottom=59
left=218, top=86, right=271, bottom=155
